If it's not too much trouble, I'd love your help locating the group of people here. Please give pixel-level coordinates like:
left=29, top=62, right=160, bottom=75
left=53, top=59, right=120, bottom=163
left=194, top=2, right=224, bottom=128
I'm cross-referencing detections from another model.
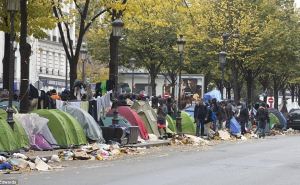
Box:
left=193, top=98, right=278, bottom=138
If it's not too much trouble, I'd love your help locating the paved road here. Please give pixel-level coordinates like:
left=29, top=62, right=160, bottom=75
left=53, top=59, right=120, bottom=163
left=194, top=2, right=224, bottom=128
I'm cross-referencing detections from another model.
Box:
left=7, top=136, right=300, bottom=185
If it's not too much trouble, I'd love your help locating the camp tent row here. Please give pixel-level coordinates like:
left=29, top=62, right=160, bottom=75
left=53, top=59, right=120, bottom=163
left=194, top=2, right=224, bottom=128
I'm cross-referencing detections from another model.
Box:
left=0, top=100, right=197, bottom=152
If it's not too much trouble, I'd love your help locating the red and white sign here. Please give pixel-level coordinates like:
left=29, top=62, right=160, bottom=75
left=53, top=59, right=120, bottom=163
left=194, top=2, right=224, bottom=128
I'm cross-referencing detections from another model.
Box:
left=267, top=97, right=274, bottom=108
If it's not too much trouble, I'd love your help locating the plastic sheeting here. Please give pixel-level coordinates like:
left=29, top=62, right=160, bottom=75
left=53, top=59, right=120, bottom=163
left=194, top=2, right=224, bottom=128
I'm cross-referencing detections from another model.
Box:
left=61, top=105, right=105, bottom=142
left=15, top=113, right=57, bottom=150
left=230, top=117, right=241, bottom=135
left=204, top=90, right=222, bottom=103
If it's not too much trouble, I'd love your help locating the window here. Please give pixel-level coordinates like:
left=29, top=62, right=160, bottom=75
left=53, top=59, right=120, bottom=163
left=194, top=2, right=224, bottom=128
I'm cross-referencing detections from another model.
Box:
left=53, top=36, right=57, bottom=42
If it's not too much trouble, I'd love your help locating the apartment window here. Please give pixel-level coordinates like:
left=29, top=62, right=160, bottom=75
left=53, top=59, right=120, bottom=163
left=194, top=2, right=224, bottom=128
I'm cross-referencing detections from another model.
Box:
left=58, top=37, right=62, bottom=43
left=39, top=67, right=42, bottom=73
left=46, top=68, right=49, bottom=74
left=53, top=36, right=57, bottom=42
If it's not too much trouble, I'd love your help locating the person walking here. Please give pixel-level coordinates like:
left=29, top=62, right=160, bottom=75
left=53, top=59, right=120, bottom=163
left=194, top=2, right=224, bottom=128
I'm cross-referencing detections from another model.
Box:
left=194, top=98, right=208, bottom=137
left=256, top=103, right=269, bottom=138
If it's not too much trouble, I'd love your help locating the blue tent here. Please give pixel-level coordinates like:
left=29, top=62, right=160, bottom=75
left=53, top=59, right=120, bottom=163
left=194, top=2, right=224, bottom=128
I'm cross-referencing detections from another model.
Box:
left=204, top=90, right=222, bottom=103
left=184, top=104, right=195, bottom=117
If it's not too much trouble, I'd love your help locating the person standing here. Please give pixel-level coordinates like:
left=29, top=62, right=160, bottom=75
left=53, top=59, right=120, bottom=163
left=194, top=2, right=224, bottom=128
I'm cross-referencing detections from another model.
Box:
left=239, top=103, right=249, bottom=135
left=157, top=100, right=168, bottom=139
left=194, top=98, right=208, bottom=137
left=256, top=103, right=269, bottom=138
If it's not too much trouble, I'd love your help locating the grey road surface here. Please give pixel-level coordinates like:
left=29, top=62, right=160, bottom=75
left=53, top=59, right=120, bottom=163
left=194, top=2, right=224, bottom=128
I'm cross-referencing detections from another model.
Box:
left=6, top=136, right=300, bottom=185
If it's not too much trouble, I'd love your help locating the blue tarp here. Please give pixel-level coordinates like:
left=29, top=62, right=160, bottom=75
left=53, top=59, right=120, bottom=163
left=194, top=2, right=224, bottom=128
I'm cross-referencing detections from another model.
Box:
left=230, top=117, right=241, bottom=135
left=184, top=105, right=195, bottom=117
left=204, top=90, right=222, bottom=103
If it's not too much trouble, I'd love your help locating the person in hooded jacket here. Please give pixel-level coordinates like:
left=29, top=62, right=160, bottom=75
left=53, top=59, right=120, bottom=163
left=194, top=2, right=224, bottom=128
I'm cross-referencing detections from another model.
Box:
left=239, top=103, right=249, bottom=135
left=194, top=98, right=208, bottom=137
left=255, top=102, right=269, bottom=138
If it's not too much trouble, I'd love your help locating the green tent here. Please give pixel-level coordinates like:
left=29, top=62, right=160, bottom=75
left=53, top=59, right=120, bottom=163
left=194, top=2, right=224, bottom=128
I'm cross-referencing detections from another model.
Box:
left=131, top=101, right=160, bottom=136
left=0, top=110, right=29, bottom=149
left=33, top=109, right=87, bottom=147
left=52, top=110, right=87, bottom=145
left=167, top=115, right=177, bottom=133
left=269, top=112, right=280, bottom=129
left=0, top=117, right=20, bottom=152
left=181, top=111, right=196, bottom=135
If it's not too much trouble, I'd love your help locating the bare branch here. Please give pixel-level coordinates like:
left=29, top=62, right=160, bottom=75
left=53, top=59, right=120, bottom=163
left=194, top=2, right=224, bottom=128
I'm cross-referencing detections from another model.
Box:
left=84, top=8, right=110, bottom=33
left=74, top=0, right=83, bottom=16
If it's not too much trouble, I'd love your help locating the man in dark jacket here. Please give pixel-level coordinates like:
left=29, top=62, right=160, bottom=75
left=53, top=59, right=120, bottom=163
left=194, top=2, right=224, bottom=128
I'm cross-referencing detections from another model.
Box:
left=194, top=98, right=208, bottom=137
left=256, top=103, right=269, bottom=138
left=239, top=103, right=249, bottom=135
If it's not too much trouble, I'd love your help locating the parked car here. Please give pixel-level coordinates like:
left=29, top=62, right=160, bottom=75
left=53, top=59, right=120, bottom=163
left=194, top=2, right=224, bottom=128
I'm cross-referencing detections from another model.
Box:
left=287, top=109, right=300, bottom=129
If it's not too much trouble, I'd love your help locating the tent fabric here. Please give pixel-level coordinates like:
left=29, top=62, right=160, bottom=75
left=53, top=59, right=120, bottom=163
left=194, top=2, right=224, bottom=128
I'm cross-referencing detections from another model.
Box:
left=184, top=104, right=195, bottom=117
left=181, top=111, right=196, bottom=135
left=131, top=101, right=160, bottom=136
left=52, top=110, right=87, bottom=145
left=33, top=109, right=87, bottom=147
left=230, top=117, right=241, bottom=135
left=109, top=106, right=149, bottom=140
left=15, top=113, right=57, bottom=150
left=268, top=108, right=287, bottom=128
left=61, top=105, right=105, bottom=142
left=0, top=110, right=29, bottom=149
left=166, top=115, right=177, bottom=133
left=0, top=117, right=20, bottom=152
left=33, top=134, right=52, bottom=151
left=100, top=116, right=132, bottom=128
left=204, top=90, right=222, bottom=103
left=269, top=113, right=280, bottom=129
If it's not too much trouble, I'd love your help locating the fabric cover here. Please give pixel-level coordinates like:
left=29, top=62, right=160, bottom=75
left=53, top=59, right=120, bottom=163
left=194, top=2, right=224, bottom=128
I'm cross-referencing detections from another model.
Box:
left=181, top=111, right=196, bottom=135
left=0, top=117, right=20, bottom=152
left=61, top=105, right=105, bottom=142
left=15, top=113, right=57, bottom=150
left=33, top=109, right=87, bottom=147
left=100, top=116, right=132, bottom=128
left=131, top=101, right=160, bottom=136
left=204, top=90, right=222, bottom=103
left=109, top=106, right=149, bottom=140
left=166, top=115, right=177, bottom=133
left=230, top=117, right=241, bottom=135
left=268, top=108, right=287, bottom=128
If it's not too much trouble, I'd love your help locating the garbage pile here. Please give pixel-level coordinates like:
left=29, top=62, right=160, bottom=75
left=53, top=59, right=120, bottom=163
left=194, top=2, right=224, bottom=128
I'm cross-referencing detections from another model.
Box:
left=0, top=153, right=61, bottom=173
left=283, top=128, right=300, bottom=135
left=170, top=135, right=209, bottom=146
left=59, top=143, right=145, bottom=161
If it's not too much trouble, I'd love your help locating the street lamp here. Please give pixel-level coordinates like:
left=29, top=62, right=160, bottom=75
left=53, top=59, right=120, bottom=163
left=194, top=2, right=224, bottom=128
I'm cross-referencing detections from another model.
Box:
left=219, top=51, right=227, bottom=100
left=176, top=34, right=186, bottom=134
left=129, top=57, right=136, bottom=94
left=6, top=0, right=20, bottom=129
left=111, top=18, right=124, bottom=125
left=80, top=42, right=88, bottom=83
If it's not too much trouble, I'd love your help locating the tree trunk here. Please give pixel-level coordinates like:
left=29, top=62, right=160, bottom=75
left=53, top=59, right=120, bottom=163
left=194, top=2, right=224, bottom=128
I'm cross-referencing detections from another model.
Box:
left=273, top=78, right=279, bottom=110
left=291, top=84, right=295, bottom=102
left=246, top=73, right=254, bottom=106
left=282, top=88, right=286, bottom=103
left=69, top=60, right=78, bottom=91
left=204, top=74, right=210, bottom=93
left=150, top=73, right=156, bottom=97
left=2, top=33, right=10, bottom=90
left=19, top=0, right=30, bottom=113
left=226, top=87, right=231, bottom=99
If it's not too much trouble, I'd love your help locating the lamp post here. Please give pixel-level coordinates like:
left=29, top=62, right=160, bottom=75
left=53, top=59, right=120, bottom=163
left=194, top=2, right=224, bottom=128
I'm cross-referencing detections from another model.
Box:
left=80, top=42, right=88, bottom=83
left=111, top=18, right=124, bottom=125
left=219, top=51, right=227, bottom=100
left=6, top=0, right=20, bottom=129
left=176, top=35, right=186, bottom=134
left=129, top=57, right=136, bottom=94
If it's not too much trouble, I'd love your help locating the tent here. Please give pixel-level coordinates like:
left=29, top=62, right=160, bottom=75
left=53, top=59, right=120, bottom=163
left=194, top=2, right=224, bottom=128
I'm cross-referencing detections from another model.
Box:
left=131, top=101, right=160, bottom=136
left=0, top=117, right=20, bottom=152
left=0, top=110, right=29, bottom=149
left=184, top=104, right=195, bottom=117
left=15, top=113, right=58, bottom=150
left=204, top=90, right=222, bottom=103
left=166, top=115, right=177, bottom=133
left=109, top=106, right=149, bottom=140
left=61, top=105, right=105, bottom=142
left=269, top=113, right=280, bottom=129
left=268, top=108, right=287, bottom=128
left=181, top=111, right=196, bottom=135
left=100, top=116, right=132, bottom=128
left=33, top=109, right=87, bottom=147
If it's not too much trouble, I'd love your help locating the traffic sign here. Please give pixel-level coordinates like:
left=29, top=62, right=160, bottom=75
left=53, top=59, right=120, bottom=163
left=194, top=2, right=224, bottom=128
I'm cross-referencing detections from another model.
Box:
left=268, top=97, right=274, bottom=104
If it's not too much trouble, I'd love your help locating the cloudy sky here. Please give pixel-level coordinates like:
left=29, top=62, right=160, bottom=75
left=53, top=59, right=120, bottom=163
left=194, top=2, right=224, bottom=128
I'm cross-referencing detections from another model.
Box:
left=296, top=0, right=300, bottom=7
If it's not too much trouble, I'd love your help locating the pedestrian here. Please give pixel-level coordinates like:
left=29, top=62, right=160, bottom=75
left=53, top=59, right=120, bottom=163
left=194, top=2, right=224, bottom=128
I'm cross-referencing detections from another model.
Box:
left=255, top=102, right=269, bottom=138
left=210, top=98, right=220, bottom=132
left=157, top=99, right=168, bottom=139
left=194, top=98, right=208, bottom=137
left=238, top=103, right=249, bottom=135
